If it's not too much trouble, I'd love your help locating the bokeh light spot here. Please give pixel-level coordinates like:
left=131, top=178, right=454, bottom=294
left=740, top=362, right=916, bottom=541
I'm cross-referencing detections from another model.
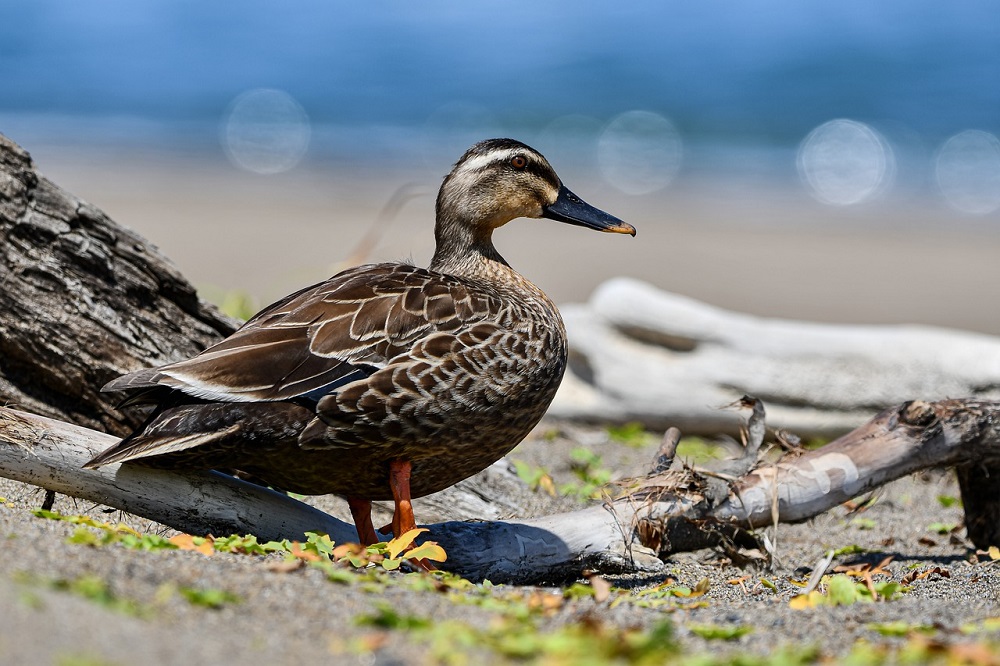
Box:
left=797, top=119, right=893, bottom=206
left=597, top=110, right=682, bottom=195
left=935, top=130, right=1000, bottom=215
left=222, top=88, right=310, bottom=174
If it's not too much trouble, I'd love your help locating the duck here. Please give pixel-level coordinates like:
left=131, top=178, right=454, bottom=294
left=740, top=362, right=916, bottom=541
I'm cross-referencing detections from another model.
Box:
left=85, top=138, right=635, bottom=546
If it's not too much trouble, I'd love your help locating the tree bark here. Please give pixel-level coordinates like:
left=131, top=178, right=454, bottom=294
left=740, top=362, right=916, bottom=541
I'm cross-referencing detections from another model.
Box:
left=0, top=134, right=235, bottom=436
left=2, top=399, right=997, bottom=583
left=956, top=462, right=1000, bottom=549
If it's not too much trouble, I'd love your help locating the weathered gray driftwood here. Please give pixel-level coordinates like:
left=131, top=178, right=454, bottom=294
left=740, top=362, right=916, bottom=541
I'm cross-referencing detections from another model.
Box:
left=3, top=400, right=997, bottom=583
left=0, top=134, right=236, bottom=435
left=552, top=278, right=1000, bottom=437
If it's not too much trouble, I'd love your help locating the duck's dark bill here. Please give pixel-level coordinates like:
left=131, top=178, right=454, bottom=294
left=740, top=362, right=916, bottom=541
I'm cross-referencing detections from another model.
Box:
left=543, top=185, right=636, bottom=236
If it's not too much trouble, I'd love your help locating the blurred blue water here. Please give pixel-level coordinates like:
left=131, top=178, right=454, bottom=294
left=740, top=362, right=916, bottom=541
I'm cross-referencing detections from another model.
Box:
left=1, top=1, right=998, bottom=193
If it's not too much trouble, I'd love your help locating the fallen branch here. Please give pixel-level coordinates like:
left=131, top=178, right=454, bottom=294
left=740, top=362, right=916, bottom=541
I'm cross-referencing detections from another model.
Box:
left=3, top=398, right=998, bottom=583
left=551, top=278, right=1000, bottom=437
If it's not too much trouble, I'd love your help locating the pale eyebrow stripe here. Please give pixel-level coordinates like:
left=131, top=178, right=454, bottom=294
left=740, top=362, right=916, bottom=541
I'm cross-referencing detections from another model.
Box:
left=456, top=148, right=522, bottom=174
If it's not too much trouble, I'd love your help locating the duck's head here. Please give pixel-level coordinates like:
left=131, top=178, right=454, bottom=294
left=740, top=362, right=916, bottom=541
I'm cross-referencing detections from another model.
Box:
left=433, top=139, right=635, bottom=264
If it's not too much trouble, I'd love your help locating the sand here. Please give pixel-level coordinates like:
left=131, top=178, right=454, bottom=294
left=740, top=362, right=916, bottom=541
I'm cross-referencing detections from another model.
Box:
left=1, top=425, right=999, bottom=664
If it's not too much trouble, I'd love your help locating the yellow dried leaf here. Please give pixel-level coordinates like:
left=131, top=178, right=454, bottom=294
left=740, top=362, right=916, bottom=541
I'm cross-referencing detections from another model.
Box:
left=690, top=577, right=711, bottom=597
left=538, top=473, right=557, bottom=497
left=405, top=541, right=447, bottom=563
left=386, top=528, right=428, bottom=559
left=988, top=546, right=1000, bottom=561
left=332, top=543, right=364, bottom=560
left=169, top=534, right=215, bottom=556
left=789, top=591, right=824, bottom=610
left=114, top=523, right=141, bottom=537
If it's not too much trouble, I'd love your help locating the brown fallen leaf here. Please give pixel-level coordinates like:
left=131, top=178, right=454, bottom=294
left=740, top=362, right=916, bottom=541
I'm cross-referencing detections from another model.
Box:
left=584, top=570, right=612, bottom=603
left=288, top=542, right=321, bottom=562
left=527, top=591, right=564, bottom=614
left=945, top=641, right=1000, bottom=666
left=901, top=566, right=950, bottom=585
left=266, top=558, right=305, bottom=574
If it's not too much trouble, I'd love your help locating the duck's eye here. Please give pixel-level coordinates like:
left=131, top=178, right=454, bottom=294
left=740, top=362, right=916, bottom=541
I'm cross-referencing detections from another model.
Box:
left=510, top=155, right=527, bottom=170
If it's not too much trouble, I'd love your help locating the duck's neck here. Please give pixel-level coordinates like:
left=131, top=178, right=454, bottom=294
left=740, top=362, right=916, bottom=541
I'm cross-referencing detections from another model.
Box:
left=429, top=197, right=512, bottom=280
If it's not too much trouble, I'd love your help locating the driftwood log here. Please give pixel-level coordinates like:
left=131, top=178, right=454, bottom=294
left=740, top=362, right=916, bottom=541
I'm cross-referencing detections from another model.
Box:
left=2, top=399, right=998, bottom=583
left=553, top=278, right=1000, bottom=438
left=0, top=133, right=236, bottom=435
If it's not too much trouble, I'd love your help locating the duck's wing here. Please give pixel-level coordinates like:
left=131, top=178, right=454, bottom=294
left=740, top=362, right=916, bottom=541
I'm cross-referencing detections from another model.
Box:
left=103, top=263, right=504, bottom=404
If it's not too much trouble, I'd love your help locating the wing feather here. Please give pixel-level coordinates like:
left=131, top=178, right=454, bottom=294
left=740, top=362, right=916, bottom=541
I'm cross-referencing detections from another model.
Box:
left=104, top=263, right=503, bottom=403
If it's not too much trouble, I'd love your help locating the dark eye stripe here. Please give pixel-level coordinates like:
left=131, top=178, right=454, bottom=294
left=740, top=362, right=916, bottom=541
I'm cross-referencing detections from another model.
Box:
left=523, top=161, right=560, bottom=190
left=462, top=151, right=560, bottom=191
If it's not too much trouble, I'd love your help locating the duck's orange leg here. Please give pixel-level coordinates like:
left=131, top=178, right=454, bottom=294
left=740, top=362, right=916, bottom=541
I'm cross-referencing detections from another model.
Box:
left=347, top=497, right=379, bottom=546
left=387, top=459, right=435, bottom=571
left=388, top=459, right=417, bottom=537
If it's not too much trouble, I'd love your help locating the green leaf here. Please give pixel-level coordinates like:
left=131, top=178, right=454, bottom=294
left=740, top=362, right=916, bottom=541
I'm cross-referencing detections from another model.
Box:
left=67, top=527, right=103, bottom=547
left=869, top=621, right=934, bottom=637
left=833, top=544, right=868, bottom=557
left=927, top=522, right=957, bottom=535
left=936, top=494, right=961, bottom=508
left=32, top=508, right=64, bottom=521
left=304, top=531, right=335, bottom=558
left=356, top=602, right=431, bottom=630
left=674, top=437, right=726, bottom=463
left=827, top=575, right=860, bottom=606
left=606, top=422, right=656, bottom=448
left=689, top=623, right=753, bottom=640
left=562, top=582, right=595, bottom=599
left=179, top=586, right=241, bottom=609
left=873, top=581, right=903, bottom=600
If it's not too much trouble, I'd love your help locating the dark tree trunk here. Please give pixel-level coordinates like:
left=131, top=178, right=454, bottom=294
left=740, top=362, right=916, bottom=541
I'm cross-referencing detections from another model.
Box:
left=0, top=134, right=235, bottom=436
left=957, top=462, right=1000, bottom=550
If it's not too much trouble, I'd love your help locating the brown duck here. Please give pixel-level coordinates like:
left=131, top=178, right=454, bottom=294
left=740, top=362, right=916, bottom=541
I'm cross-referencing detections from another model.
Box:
left=86, top=138, right=635, bottom=545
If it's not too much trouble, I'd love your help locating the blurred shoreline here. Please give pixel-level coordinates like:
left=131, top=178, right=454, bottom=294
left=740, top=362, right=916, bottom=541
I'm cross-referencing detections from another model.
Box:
left=25, top=141, right=1000, bottom=337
